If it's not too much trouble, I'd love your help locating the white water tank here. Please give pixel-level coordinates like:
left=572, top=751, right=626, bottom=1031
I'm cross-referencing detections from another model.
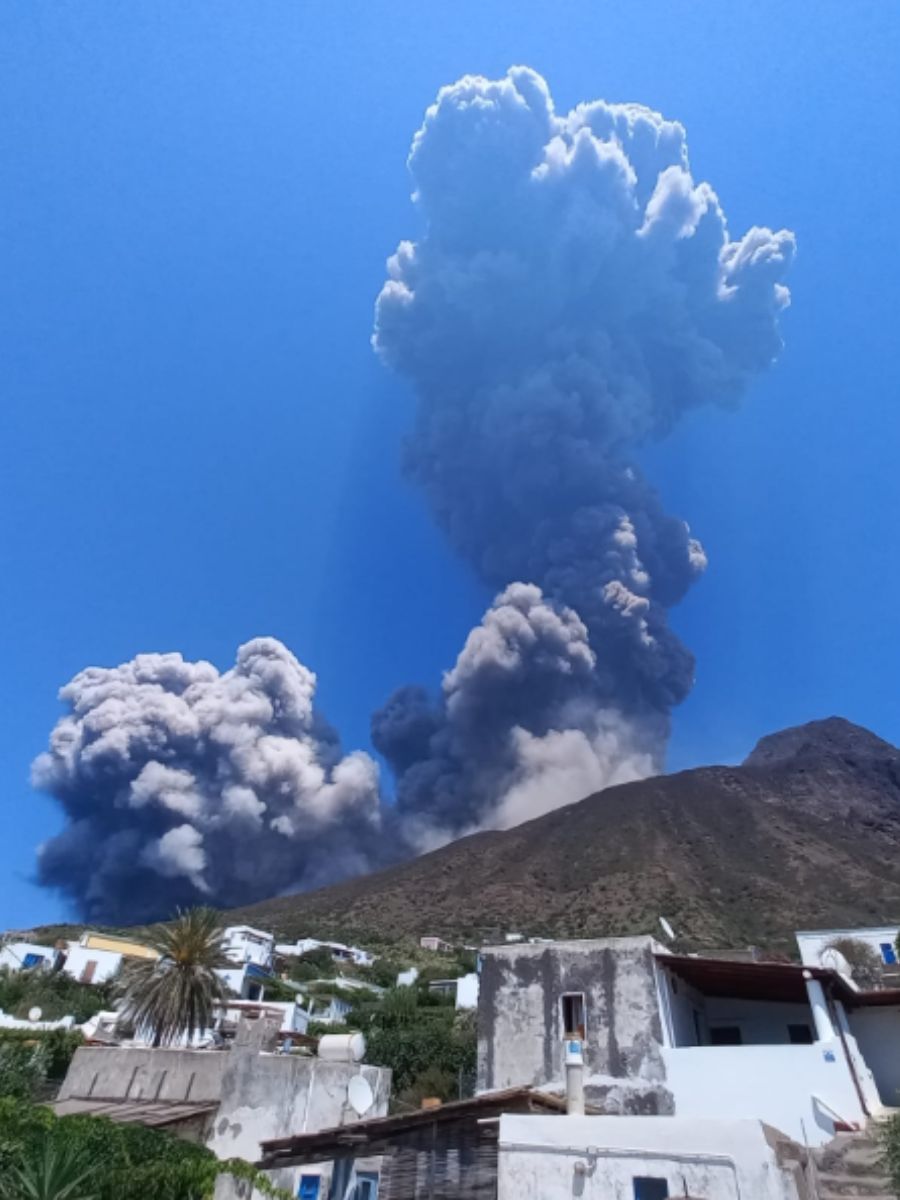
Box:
left=317, top=1032, right=366, bottom=1063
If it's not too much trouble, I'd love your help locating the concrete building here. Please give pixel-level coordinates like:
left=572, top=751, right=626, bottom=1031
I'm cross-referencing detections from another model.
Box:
left=419, top=936, right=455, bottom=954
left=257, top=1086, right=577, bottom=1200
left=222, top=926, right=275, bottom=971
left=478, top=935, right=900, bottom=1146
left=55, top=1016, right=390, bottom=1197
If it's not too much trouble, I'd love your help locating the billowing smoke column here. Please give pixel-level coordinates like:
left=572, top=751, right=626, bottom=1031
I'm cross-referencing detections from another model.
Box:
left=32, top=67, right=796, bottom=920
left=372, top=66, right=794, bottom=841
left=33, top=638, right=383, bottom=922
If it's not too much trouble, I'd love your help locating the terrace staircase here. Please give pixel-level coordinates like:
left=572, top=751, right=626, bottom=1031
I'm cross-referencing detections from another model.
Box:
left=813, top=1125, right=894, bottom=1200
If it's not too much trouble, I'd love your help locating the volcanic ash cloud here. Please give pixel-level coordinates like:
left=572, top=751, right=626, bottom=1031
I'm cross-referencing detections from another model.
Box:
left=32, top=67, right=795, bottom=918
left=33, top=638, right=383, bottom=922
left=371, top=66, right=795, bottom=840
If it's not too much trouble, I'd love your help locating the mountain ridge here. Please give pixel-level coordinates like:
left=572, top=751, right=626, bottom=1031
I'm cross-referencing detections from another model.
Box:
left=217, top=717, right=900, bottom=950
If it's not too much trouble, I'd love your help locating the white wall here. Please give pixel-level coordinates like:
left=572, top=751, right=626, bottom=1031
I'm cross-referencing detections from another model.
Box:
left=0, top=942, right=55, bottom=972
left=663, top=1039, right=865, bottom=1144
left=498, top=1115, right=806, bottom=1200
left=797, top=927, right=900, bottom=968
left=456, top=972, right=479, bottom=1009
left=222, top=927, right=274, bottom=969
left=850, top=1005, right=900, bottom=1107
left=61, top=944, right=122, bottom=984
left=0, top=1009, right=74, bottom=1030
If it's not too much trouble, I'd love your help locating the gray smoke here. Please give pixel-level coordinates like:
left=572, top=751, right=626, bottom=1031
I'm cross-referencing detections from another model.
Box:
left=33, top=638, right=385, bottom=922
left=372, top=66, right=794, bottom=836
left=32, top=67, right=795, bottom=919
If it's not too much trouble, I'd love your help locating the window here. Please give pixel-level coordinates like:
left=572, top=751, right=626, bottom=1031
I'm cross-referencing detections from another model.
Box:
left=881, top=943, right=897, bottom=965
left=633, top=1177, right=669, bottom=1200
left=22, top=953, right=45, bottom=969
left=298, top=1177, right=320, bottom=1200
left=352, top=1174, right=379, bottom=1200
left=561, top=993, right=586, bottom=1039
left=788, top=1023, right=814, bottom=1044
left=709, top=1025, right=742, bottom=1045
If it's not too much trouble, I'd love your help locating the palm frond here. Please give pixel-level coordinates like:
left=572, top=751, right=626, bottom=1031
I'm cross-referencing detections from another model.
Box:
left=117, top=906, right=228, bottom=1046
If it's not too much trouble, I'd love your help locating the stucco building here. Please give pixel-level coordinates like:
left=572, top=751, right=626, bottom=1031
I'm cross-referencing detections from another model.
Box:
left=477, top=934, right=900, bottom=1146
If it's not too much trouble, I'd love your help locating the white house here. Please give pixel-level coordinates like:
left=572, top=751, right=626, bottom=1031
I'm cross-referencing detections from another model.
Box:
left=425, top=972, right=479, bottom=1009
left=0, top=941, right=58, bottom=973
left=275, top=937, right=374, bottom=967
left=796, top=925, right=900, bottom=972
left=222, top=925, right=275, bottom=970
left=216, top=962, right=272, bottom=1002
left=60, top=931, right=158, bottom=985
left=478, top=935, right=900, bottom=1147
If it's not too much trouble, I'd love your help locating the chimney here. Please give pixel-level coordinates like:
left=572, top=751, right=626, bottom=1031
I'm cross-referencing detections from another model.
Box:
left=564, top=1037, right=585, bottom=1115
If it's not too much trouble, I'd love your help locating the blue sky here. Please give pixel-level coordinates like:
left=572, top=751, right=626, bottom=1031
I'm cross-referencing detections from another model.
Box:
left=2, top=2, right=898, bottom=927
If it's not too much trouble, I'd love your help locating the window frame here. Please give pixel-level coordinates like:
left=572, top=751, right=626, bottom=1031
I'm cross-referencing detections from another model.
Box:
left=560, top=991, right=587, bottom=1040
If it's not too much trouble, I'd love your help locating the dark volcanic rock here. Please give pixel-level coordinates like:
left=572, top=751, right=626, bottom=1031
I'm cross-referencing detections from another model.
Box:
left=745, top=716, right=900, bottom=770
left=227, top=719, right=900, bottom=952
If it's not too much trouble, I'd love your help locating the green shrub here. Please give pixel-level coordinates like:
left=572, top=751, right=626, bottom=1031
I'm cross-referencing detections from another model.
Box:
left=0, top=1099, right=290, bottom=1200
left=0, top=1029, right=83, bottom=1081
left=879, top=1111, right=900, bottom=1195
left=0, top=966, right=113, bottom=1024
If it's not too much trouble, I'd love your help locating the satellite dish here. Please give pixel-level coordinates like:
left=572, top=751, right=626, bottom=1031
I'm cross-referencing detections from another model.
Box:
left=28, top=1007, right=42, bottom=1023
left=659, top=917, right=676, bottom=942
left=347, top=1074, right=374, bottom=1117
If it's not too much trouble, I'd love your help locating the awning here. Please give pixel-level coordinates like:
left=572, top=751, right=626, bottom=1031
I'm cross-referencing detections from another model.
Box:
left=259, top=1087, right=588, bottom=1169
left=656, top=952, right=900, bottom=1008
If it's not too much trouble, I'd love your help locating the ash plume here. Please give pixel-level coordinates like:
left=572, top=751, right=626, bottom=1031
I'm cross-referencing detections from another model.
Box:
left=32, top=67, right=795, bottom=919
left=372, top=66, right=794, bottom=837
left=33, top=638, right=384, bottom=922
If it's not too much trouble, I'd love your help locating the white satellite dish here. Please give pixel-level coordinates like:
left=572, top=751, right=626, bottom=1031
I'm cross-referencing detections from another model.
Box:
left=28, top=1007, right=42, bottom=1023
left=659, top=917, right=676, bottom=942
left=347, top=1074, right=374, bottom=1117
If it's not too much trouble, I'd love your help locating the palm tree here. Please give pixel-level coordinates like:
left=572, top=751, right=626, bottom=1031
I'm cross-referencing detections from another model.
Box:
left=0, top=1139, right=97, bottom=1200
left=118, top=906, right=228, bottom=1047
